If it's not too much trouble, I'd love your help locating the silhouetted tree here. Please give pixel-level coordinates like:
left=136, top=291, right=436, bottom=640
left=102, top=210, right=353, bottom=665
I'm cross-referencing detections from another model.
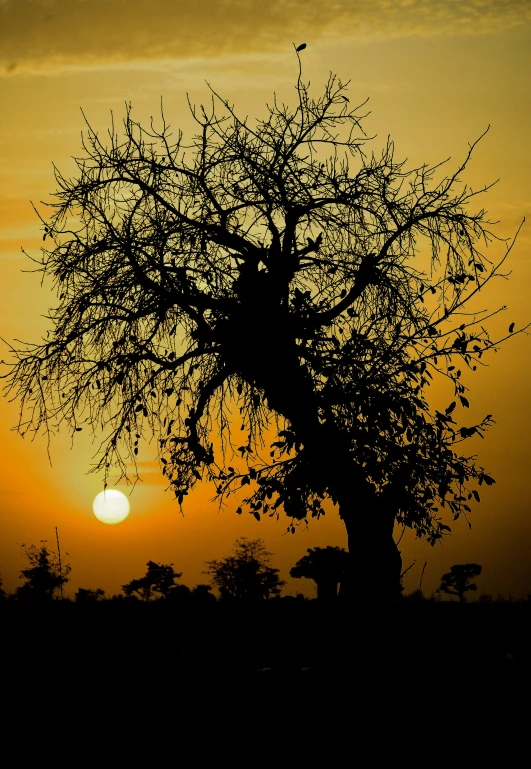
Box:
left=437, top=563, right=482, bottom=602
left=122, top=560, right=182, bottom=601
left=0, top=575, right=6, bottom=601
left=3, top=49, right=525, bottom=605
left=191, top=584, right=217, bottom=604
left=204, top=538, right=284, bottom=601
left=166, top=583, right=192, bottom=603
left=75, top=587, right=106, bottom=603
left=16, top=543, right=71, bottom=602
left=403, top=589, right=427, bottom=603
left=290, top=546, right=349, bottom=601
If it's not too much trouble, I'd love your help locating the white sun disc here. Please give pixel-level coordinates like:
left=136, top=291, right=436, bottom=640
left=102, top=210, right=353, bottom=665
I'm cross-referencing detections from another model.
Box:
left=93, top=489, right=130, bottom=525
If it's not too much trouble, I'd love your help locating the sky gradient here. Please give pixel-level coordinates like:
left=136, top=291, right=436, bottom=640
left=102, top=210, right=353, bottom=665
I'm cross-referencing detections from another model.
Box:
left=1, top=0, right=530, bottom=599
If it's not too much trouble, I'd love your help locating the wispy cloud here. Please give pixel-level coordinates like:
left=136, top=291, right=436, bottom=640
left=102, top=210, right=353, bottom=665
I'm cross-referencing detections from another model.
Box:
left=1, top=0, right=530, bottom=75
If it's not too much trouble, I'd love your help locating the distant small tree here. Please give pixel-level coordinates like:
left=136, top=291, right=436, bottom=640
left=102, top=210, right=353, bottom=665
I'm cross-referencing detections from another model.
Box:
left=191, top=584, right=217, bottom=604
left=110, top=593, right=136, bottom=602
left=437, top=563, right=482, bottom=602
left=166, top=583, right=192, bottom=602
left=16, top=542, right=71, bottom=602
left=122, top=560, right=182, bottom=601
left=204, top=538, right=285, bottom=601
left=290, top=546, right=349, bottom=601
left=75, top=588, right=106, bottom=603
left=0, top=575, right=6, bottom=601
left=403, top=589, right=427, bottom=602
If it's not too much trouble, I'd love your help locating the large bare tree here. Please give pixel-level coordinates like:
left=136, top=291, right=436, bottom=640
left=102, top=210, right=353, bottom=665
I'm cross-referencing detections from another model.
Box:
left=2, top=52, right=525, bottom=605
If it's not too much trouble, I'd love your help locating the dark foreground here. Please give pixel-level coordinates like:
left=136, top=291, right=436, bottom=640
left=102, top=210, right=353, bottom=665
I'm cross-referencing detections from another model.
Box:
left=1, top=598, right=530, bottom=748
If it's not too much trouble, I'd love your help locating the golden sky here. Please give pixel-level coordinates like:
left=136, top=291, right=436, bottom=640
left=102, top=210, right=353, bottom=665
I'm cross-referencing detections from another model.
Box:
left=0, top=0, right=530, bottom=599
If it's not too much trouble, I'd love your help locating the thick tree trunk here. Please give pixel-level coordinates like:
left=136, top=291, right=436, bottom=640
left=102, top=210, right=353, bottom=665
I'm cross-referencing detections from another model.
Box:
left=265, top=383, right=403, bottom=608
left=331, top=483, right=403, bottom=680
left=300, top=438, right=403, bottom=610
left=339, top=506, right=403, bottom=608
left=316, top=578, right=341, bottom=602
left=231, top=310, right=403, bottom=611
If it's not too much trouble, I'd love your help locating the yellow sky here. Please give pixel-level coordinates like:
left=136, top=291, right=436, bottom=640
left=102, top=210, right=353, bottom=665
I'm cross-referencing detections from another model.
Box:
left=0, top=0, right=530, bottom=599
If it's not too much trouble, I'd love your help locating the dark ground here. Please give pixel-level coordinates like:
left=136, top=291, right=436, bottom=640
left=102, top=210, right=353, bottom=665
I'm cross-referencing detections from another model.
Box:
left=1, top=598, right=529, bottom=752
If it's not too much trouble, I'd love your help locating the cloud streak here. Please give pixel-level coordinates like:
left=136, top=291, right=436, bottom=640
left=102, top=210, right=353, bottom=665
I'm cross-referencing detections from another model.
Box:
left=1, top=0, right=530, bottom=75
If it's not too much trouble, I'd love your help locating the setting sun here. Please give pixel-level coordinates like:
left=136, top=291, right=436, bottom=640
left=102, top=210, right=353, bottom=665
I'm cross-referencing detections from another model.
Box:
left=92, top=490, right=130, bottom=525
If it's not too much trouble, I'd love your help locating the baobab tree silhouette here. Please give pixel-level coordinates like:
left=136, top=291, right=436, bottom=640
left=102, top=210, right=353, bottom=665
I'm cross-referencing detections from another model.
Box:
left=437, top=563, right=483, bottom=602
left=2, top=48, right=525, bottom=607
left=290, top=546, right=349, bottom=601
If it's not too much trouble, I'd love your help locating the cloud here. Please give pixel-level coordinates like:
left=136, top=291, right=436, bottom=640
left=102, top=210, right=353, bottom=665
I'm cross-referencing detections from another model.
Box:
left=122, top=460, right=168, bottom=486
left=1, top=0, right=530, bottom=75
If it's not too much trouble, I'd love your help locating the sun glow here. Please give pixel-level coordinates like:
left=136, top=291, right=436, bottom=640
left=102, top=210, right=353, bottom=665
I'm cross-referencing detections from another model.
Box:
left=92, top=490, right=130, bottom=525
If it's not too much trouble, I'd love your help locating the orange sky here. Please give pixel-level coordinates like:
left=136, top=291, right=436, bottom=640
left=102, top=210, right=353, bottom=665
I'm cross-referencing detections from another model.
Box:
left=0, top=0, right=530, bottom=599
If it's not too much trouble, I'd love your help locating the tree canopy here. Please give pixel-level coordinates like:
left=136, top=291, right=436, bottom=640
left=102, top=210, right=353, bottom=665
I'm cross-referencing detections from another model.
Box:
left=2, top=51, right=525, bottom=602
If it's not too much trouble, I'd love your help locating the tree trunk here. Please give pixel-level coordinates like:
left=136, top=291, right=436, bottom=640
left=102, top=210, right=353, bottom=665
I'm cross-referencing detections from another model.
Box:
left=316, top=578, right=340, bottom=602
left=339, top=508, right=403, bottom=608
left=234, top=316, right=403, bottom=611
left=333, top=484, right=403, bottom=678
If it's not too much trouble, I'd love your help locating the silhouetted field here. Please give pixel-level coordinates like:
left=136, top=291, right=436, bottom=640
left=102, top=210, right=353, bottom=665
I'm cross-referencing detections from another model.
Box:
left=5, top=602, right=527, bottom=758
left=3, top=599, right=529, bottom=714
